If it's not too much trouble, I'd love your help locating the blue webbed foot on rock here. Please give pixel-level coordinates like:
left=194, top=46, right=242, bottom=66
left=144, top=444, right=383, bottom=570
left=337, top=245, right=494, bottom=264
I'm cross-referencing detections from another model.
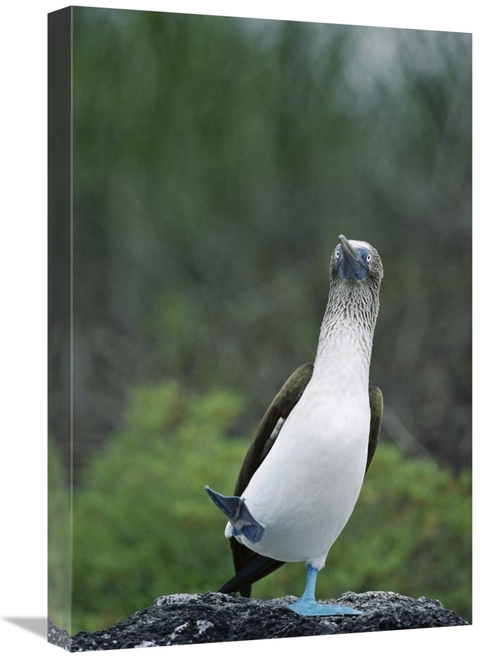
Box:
left=287, top=564, right=362, bottom=617
left=288, top=599, right=362, bottom=616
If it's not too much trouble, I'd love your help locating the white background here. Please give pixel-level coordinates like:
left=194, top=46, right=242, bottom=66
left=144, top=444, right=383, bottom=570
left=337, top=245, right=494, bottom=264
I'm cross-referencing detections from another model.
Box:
left=1, top=1, right=496, bottom=656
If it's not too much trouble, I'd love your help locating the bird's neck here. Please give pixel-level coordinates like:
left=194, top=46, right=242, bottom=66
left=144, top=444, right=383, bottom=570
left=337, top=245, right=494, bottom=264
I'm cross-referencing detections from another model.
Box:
left=313, top=283, right=379, bottom=387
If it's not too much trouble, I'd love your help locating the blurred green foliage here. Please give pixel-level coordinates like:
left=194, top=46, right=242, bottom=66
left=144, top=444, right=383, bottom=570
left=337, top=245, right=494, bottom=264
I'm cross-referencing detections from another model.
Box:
left=64, top=382, right=470, bottom=633
left=49, top=8, right=472, bottom=481
left=71, top=382, right=244, bottom=632
left=48, top=437, right=72, bottom=631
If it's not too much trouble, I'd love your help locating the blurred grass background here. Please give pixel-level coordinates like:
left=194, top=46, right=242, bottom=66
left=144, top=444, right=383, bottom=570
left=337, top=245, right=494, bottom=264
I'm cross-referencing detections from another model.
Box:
left=48, top=7, right=472, bottom=633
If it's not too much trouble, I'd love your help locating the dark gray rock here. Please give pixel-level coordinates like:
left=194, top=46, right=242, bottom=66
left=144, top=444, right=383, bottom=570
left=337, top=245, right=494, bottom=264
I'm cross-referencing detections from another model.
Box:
left=64, top=591, right=467, bottom=652
left=47, top=618, right=71, bottom=650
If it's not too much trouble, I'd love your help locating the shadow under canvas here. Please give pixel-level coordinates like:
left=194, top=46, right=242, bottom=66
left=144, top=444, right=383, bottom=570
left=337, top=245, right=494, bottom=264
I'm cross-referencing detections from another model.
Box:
left=3, top=617, right=47, bottom=639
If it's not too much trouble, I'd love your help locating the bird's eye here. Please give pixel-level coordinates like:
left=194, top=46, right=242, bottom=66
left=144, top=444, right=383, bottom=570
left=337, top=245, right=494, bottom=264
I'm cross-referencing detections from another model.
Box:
left=366, top=253, right=372, bottom=263
left=334, top=249, right=340, bottom=259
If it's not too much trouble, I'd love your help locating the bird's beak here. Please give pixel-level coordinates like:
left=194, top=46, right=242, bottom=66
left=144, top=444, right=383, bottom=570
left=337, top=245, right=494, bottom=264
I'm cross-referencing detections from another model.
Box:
left=338, top=235, right=368, bottom=282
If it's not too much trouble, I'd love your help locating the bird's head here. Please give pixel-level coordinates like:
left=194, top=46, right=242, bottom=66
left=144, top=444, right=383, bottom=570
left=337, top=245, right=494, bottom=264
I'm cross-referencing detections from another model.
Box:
left=331, top=235, right=383, bottom=285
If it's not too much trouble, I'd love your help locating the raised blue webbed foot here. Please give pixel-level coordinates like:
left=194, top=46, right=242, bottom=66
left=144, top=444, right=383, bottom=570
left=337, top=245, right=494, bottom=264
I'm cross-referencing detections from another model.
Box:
left=205, top=485, right=265, bottom=543
left=287, top=564, right=362, bottom=617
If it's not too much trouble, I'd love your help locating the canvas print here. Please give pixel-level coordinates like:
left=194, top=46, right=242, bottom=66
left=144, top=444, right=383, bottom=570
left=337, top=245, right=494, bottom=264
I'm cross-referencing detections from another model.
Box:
left=48, top=6, right=472, bottom=650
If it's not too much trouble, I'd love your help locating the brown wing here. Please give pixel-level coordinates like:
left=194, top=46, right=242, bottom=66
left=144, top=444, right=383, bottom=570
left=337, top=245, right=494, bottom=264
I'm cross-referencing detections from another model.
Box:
left=234, top=363, right=314, bottom=496
left=220, top=364, right=314, bottom=596
left=366, top=386, right=383, bottom=473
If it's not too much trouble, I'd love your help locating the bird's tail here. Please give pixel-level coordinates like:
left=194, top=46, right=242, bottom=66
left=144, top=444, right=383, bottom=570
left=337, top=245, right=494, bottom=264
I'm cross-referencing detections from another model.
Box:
left=219, top=539, right=285, bottom=596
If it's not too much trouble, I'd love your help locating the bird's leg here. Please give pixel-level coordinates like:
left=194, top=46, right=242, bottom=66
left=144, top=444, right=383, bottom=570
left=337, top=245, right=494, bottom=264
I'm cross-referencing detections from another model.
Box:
left=287, top=564, right=362, bottom=616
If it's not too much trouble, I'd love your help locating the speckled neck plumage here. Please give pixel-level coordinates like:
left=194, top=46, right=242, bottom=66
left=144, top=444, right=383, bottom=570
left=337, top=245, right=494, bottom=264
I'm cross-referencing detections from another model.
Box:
left=314, top=274, right=381, bottom=382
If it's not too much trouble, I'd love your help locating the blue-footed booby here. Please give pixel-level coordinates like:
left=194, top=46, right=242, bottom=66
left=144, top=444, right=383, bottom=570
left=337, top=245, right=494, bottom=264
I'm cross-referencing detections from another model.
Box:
left=206, top=235, right=384, bottom=616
